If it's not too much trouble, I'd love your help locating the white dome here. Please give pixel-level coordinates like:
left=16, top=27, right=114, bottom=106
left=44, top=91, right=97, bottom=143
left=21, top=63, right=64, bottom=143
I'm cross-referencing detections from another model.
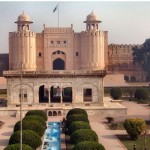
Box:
left=17, top=12, right=30, bottom=22
left=86, top=11, right=100, bottom=22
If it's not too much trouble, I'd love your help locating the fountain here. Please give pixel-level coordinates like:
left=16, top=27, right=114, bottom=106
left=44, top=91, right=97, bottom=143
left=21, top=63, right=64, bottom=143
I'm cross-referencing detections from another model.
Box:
left=42, top=122, right=61, bottom=150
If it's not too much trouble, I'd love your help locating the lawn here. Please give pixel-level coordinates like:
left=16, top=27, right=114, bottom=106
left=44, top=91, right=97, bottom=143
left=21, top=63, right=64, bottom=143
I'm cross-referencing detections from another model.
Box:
left=117, top=135, right=150, bottom=150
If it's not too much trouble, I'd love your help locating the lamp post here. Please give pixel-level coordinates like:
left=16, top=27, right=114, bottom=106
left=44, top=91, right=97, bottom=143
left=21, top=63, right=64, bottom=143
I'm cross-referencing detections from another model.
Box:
left=20, top=61, right=23, bottom=150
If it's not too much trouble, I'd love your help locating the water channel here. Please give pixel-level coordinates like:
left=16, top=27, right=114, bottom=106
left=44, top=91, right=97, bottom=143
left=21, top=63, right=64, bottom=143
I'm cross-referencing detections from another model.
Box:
left=42, top=122, right=60, bottom=150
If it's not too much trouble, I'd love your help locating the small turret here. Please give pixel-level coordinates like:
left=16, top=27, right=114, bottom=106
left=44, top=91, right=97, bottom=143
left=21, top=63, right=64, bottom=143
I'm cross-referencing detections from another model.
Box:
left=84, top=11, right=101, bottom=31
left=15, top=11, right=33, bottom=31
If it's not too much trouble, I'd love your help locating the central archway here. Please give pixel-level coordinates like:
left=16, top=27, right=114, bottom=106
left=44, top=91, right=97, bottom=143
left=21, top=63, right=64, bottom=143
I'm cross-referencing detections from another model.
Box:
left=53, top=58, right=65, bottom=70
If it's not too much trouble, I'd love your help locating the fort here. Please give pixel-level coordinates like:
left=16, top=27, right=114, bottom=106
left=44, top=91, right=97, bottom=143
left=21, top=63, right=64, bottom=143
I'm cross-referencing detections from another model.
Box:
left=0, top=11, right=135, bottom=116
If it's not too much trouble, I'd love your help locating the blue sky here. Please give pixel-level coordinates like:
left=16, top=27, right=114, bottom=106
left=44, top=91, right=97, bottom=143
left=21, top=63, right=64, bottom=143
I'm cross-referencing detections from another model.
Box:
left=0, top=1, right=150, bottom=53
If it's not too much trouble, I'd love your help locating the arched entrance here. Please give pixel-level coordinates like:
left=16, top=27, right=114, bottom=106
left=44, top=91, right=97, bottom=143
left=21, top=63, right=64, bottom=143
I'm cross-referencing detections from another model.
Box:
left=62, top=87, right=72, bottom=103
left=39, top=85, right=48, bottom=103
left=53, top=58, right=65, bottom=70
left=50, top=86, right=61, bottom=103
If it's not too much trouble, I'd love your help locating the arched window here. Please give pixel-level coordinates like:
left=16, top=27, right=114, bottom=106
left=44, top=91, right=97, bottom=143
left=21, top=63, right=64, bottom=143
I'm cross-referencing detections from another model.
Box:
left=53, top=58, right=65, bottom=70
left=27, top=25, right=29, bottom=30
left=22, top=25, right=25, bottom=30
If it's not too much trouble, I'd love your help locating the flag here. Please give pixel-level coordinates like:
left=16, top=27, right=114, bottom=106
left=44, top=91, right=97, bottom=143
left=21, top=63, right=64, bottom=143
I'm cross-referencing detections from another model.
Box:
left=53, top=4, right=58, bottom=13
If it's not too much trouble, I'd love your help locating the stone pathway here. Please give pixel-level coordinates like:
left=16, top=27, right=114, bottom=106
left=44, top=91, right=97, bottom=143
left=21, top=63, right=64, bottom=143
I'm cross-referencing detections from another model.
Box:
left=90, top=121, right=127, bottom=150
left=0, top=116, right=19, bottom=150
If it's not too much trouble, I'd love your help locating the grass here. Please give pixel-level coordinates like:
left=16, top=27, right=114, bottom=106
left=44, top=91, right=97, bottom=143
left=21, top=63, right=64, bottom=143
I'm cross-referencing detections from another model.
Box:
left=117, top=134, right=150, bottom=150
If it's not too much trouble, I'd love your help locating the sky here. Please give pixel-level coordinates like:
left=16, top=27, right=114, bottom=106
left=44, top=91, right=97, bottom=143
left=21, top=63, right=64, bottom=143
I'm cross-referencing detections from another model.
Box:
left=0, top=1, right=150, bottom=53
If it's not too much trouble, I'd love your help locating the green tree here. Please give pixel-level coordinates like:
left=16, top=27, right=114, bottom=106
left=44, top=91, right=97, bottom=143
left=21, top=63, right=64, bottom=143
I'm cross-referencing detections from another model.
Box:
left=73, top=141, right=105, bottom=150
left=123, top=118, right=146, bottom=140
left=9, top=130, right=42, bottom=149
left=110, top=87, right=122, bottom=100
left=133, top=39, right=150, bottom=80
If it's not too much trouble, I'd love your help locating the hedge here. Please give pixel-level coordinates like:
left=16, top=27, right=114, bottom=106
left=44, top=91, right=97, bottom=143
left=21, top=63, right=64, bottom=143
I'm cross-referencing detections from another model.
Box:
left=73, top=141, right=105, bottom=150
left=25, top=110, right=47, bottom=121
left=4, top=144, right=33, bottom=150
left=9, top=130, right=42, bottom=149
left=23, top=115, right=46, bottom=127
left=134, top=88, right=149, bottom=100
left=66, top=114, right=89, bottom=128
left=70, top=129, right=98, bottom=144
left=66, top=108, right=88, bottom=118
left=68, top=121, right=91, bottom=135
left=14, top=120, right=45, bottom=136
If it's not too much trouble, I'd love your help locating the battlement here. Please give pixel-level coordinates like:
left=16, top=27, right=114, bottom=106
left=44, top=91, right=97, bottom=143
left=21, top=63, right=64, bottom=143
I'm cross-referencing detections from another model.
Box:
left=44, top=27, right=73, bottom=34
left=108, top=44, right=140, bottom=49
left=9, top=31, right=36, bottom=37
left=80, top=30, right=105, bottom=37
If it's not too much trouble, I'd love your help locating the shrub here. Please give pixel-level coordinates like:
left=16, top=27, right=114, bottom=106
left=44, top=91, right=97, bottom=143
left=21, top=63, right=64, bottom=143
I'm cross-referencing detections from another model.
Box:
left=73, top=141, right=105, bottom=150
left=14, top=120, right=45, bottom=136
left=134, top=88, right=149, bottom=100
left=123, top=118, right=146, bottom=140
left=105, top=117, right=114, bottom=123
left=23, top=115, right=46, bottom=127
left=66, top=114, right=89, bottom=128
left=66, top=108, right=88, bottom=118
left=109, top=122, right=118, bottom=130
left=110, top=87, right=122, bottom=100
left=9, top=130, right=42, bottom=149
left=70, top=129, right=98, bottom=144
left=68, top=121, right=91, bottom=135
left=4, top=144, right=33, bottom=150
left=25, top=110, right=47, bottom=121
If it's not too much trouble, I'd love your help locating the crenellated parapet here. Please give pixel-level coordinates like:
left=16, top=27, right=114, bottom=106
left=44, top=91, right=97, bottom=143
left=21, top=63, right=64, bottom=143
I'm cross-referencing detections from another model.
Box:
left=9, top=31, right=36, bottom=37
left=108, top=44, right=140, bottom=49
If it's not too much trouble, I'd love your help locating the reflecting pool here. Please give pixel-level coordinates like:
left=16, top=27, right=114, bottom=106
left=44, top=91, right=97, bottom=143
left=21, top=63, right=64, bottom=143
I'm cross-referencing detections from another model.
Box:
left=42, top=122, right=60, bottom=150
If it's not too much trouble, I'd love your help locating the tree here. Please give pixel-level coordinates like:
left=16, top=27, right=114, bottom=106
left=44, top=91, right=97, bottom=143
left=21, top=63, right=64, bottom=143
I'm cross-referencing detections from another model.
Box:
left=123, top=118, right=146, bottom=140
left=133, top=39, right=150, bottom=80
left=110, top=87, right=122, bottom=100
left=73, top=141, right=105, bottom=150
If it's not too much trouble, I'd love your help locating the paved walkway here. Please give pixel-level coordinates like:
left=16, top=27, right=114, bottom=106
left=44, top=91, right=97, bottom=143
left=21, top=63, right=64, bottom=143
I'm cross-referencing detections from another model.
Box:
left=88, top=113, right=128, bottom=150
left=0, top=116, right=19, bottom=150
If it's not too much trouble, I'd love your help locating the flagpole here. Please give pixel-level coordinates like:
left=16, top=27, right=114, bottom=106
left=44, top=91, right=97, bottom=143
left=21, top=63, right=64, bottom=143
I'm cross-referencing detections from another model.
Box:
left=58, top=3, right=59, bottom=28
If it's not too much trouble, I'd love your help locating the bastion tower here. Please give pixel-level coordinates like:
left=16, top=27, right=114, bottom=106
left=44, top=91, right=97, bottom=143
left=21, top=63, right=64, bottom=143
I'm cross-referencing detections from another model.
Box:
left=9, top=12, right=36, bottom=71
left=80, top=11, right=108, bottom=70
